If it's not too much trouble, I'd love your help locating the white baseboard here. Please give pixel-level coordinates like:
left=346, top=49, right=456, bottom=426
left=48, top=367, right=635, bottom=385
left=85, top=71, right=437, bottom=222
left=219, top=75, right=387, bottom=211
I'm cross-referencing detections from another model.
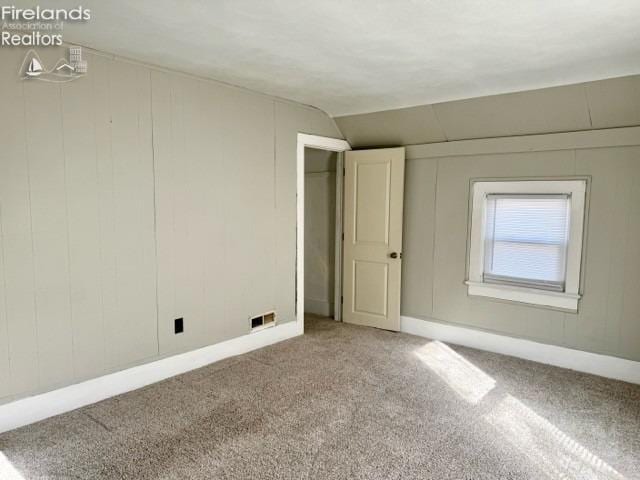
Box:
left=0, top=320, right=303, bottom=434
left=401, top=316, right=640, bottom=385
left=304, top=298, right=334, bottom=317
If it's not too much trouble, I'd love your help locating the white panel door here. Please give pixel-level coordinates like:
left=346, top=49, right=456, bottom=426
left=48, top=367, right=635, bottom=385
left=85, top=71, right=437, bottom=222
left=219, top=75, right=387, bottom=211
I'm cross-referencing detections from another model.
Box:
left=343, top=147, right=405, bottom=330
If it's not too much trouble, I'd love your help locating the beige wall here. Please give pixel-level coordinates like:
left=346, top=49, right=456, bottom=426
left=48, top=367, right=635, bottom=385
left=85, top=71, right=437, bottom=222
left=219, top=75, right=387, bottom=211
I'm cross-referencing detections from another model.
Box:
left=0, top=46, right=341, bottom=404
left=304, top=149, right=337, bottom=316
left=335, top=75, right=640, bottom=147
left=335, top=77, right=640, bottom=362
left=401, top=131, right=640, bottom=362
left=304, top=148, right=337, bottom=173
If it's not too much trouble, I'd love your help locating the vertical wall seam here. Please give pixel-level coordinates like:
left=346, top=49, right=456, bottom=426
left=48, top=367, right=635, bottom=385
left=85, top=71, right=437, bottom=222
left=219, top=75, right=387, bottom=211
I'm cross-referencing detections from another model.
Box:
left=583, top=85, right=594, bottom=129
left=59, top=83, right=77, bottom=379
left=273, top=100, right=277, bottom=209
left=272, top=100, right=278, bottom=311
left=172, top=76, right=180, bottom=330
left=431, top=105, right=449, bottom=142
left=21, top=82, right=42, bottom=389
left=91, top=55, right=107, bottom=375
left=149, top=70, right=161, bottom=357
left=430, top=159, right=439, bottom=316
left=615, top=157, right=633, bottom=356
left=0, top=200, right=10, bottom=380
left=107, top=57, right=120, bottom=368
left=167, top=75, right=177, bottom=333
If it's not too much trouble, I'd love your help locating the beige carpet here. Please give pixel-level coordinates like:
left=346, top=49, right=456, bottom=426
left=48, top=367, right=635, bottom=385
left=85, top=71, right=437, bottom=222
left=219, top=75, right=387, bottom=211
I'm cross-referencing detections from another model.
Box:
left=0, top=316, right=638, bottom=479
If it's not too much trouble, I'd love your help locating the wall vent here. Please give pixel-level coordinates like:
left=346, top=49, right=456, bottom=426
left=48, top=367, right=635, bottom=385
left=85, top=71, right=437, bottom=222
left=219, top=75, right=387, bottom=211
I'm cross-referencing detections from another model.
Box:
left=250, top=311, right=276, bottom=332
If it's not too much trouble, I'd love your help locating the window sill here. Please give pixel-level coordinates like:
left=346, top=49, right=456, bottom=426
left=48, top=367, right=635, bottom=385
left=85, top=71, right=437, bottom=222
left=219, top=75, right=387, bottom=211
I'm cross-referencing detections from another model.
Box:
left=465, top=281, right=580, bottom=311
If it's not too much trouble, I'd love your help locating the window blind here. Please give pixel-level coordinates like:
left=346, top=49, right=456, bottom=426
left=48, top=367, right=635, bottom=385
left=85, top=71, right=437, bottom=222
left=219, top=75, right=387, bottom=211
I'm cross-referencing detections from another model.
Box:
left=483, top=194, right=570, bottom=291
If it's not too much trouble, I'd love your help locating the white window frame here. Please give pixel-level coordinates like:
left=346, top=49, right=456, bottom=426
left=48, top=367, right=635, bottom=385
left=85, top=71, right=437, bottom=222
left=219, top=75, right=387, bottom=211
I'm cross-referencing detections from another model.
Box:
left=466, top=180, right=587, bottom=311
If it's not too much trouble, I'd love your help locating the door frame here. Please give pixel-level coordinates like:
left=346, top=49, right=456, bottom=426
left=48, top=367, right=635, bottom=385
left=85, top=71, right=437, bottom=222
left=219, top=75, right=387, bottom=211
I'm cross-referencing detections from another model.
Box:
left=296, top=133, right=351, bottom=332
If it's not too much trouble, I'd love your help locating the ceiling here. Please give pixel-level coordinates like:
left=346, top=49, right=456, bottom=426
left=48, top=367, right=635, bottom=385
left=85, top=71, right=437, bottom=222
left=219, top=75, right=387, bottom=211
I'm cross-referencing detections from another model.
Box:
left=21, top=0, right=640, bottom=116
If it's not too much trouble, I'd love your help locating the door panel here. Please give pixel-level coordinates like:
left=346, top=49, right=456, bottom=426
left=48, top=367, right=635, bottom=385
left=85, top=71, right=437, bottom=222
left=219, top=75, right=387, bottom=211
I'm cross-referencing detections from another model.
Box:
left=355, top=162, right=390, bottom=244
left=354, top=260, right=388, bottom=316
left=343, top=147, right=405, bottom=330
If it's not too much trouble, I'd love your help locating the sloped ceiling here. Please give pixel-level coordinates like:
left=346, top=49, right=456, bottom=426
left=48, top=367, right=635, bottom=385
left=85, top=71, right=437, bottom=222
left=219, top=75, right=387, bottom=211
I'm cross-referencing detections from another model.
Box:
left=14, top=0, right=640, bottom=116
left=335, top=75, right=640, bottom=147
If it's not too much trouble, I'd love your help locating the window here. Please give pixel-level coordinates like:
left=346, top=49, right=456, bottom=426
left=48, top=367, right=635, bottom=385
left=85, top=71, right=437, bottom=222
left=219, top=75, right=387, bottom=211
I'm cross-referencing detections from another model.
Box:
left=484, top=194, right=569, bottom=291
left=467, top=180, right=587, bottom=311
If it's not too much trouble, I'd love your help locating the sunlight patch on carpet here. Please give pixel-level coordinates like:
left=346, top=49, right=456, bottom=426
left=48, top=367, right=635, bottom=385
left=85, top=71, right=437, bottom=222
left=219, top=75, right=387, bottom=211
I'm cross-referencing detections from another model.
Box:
left=484, top=395, right=626, bottom=480
left=0, top=452, right=25, bottom=480
left=414, top=341, right=496, bottom=404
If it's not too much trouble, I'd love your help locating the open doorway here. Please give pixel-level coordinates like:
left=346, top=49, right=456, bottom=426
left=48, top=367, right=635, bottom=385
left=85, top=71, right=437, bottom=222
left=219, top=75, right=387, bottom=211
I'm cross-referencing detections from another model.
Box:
left=296, top=134, right=351, bottom=332
left=304, top=148, right=339, bottom=320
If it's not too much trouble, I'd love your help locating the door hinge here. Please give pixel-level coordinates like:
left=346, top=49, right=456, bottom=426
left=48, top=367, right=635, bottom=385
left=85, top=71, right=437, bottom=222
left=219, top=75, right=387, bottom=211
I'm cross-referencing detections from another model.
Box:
left=341, top=296, right=344, bottom=305
left=341, top=232, right=344, bottom=241
left=343, top=167, right=345, bottom=176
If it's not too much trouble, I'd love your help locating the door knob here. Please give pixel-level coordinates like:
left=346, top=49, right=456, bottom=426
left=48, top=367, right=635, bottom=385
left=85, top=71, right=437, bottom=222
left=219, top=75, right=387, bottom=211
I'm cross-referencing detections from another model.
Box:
left=389, top=252, right=398, bottom=259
